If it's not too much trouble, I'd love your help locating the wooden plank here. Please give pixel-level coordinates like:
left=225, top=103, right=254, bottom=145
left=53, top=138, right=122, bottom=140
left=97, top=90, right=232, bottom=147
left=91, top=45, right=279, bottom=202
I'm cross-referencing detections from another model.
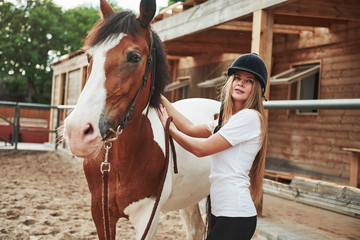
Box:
left=263, top=177, right=360, bottom=215
left=152, top=0, right=289, bottom=41
left=265, top=169, right=319, bottom=183
left=291, top=177, right=360, bottom=204
left=343, top=148, right=360, bottom=187
left=164, top=40, right=251, bottom=55
left=214, top=20, right=316, bottom=34
left=273, top=24, right=360, bottom=53
left=53, top=53, right=88, bottom=75
left=343, top=148, right=360, bottom=153
left=274, top=1, right=360, bottom=22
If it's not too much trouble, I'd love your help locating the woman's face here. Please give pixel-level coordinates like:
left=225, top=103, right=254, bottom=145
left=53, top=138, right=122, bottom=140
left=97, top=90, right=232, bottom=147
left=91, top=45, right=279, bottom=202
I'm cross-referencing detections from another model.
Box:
left=231, top=71, right=255, bottom=106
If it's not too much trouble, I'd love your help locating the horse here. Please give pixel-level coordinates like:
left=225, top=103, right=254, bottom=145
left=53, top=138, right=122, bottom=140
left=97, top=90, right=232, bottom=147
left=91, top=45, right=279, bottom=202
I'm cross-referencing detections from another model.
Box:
left=63, top=0, right=220, bottom=239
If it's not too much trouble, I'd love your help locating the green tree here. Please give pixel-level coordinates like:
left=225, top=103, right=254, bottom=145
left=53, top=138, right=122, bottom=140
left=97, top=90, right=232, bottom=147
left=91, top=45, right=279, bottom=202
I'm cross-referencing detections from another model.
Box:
left=0, top=0, right=120, bottom=103
left=61, top=1, right=123, bottom=53
left=60, top=7, right=99, bottom=53
left=0, top=0, right=66, bottom=103
left=159, top=0, right=186, bottom=12
left=168, top=0, right=186, bottom=5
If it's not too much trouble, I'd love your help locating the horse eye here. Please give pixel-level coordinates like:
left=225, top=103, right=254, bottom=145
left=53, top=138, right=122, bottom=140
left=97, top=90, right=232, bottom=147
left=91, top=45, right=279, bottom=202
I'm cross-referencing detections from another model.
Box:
left=127, top=52, right=141, bottom=63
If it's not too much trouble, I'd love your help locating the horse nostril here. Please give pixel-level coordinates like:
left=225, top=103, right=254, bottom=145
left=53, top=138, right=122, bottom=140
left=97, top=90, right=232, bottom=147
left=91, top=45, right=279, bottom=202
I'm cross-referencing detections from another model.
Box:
left=84, top=124, right=94, bottom=135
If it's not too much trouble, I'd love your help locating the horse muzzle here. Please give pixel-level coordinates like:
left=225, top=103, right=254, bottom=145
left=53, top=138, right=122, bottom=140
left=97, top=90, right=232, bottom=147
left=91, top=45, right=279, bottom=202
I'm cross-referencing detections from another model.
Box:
left=99, top=114, right=114, bottom=140
left=63, top=112, right=103, bottom=158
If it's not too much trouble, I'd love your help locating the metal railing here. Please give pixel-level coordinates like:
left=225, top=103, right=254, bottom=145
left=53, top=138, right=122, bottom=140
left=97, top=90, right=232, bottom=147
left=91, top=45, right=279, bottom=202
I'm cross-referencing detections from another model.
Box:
left=263, top=98, right=360, bottom=110
left=0, top=101, right=61, bottom=150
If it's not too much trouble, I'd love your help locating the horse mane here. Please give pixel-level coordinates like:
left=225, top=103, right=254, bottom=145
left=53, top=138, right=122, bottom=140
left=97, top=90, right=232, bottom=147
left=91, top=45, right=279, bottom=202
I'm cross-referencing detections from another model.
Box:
left=84, top=11, right=169, bottom=108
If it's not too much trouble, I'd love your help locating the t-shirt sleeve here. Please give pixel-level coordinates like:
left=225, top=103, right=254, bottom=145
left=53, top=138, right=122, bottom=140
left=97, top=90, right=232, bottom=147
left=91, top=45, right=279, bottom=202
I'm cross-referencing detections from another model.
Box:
left=217, top=109, right=261, bottom=146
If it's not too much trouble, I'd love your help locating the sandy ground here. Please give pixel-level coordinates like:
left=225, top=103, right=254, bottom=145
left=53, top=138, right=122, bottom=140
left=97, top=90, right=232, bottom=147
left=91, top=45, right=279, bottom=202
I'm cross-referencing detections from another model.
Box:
left=1, top=150, right=359, bottom=240
left=0, top=150, right=186, bottom=240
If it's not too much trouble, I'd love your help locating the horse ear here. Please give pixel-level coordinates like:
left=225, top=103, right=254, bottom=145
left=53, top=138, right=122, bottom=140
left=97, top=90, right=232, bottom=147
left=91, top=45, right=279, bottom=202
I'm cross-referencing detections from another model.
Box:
left=138, top=0, right=156, bottom=27
left=100, top=0, right=114, bottom=19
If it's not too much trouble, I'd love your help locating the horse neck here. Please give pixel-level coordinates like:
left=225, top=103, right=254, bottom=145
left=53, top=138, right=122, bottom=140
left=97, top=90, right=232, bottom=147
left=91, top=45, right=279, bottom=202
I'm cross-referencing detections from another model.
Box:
left=109, top=108, right=160, bottom=167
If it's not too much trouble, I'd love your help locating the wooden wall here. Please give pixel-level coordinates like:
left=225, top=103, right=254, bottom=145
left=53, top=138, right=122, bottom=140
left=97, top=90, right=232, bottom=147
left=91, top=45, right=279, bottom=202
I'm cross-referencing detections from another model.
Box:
left=170, top=54, right=238, bottom=100
left=267, top=22, right=360, bottom=184
left=168, top=21, right=360, bottom=185
left=50, top=51, right=88, bottom=144
left=0, top=107, right=50, bottom=143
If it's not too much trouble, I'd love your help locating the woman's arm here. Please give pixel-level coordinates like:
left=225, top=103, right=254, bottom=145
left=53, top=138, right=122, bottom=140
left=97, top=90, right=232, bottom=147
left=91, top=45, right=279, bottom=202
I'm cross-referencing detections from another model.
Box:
left=158, top=104, right=231, bottom=157
left=160, top=95, right=212, bottom=138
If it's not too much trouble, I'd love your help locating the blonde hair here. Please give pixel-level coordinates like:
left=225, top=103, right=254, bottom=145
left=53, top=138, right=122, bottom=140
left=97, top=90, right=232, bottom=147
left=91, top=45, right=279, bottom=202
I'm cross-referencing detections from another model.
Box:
left=219, top=74, right=267, bottom=211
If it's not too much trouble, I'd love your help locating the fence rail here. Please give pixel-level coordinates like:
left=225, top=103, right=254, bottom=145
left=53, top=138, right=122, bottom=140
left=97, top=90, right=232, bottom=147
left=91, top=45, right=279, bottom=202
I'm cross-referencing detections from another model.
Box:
left=1, top=99, right=359, bottom=150
left=0, top=101, right=60, bottom=150
left=263, top=99, right=360, bottom=109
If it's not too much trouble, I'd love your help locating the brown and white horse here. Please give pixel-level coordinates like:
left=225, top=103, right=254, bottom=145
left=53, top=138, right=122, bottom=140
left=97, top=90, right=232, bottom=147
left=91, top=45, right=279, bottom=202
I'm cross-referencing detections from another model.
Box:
left=63, top=0, right=220, bottom=239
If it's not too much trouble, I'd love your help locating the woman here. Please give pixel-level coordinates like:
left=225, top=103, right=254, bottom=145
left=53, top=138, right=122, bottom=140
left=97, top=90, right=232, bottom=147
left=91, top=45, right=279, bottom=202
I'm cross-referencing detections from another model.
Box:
left=158, top=53, right=268, bottom=240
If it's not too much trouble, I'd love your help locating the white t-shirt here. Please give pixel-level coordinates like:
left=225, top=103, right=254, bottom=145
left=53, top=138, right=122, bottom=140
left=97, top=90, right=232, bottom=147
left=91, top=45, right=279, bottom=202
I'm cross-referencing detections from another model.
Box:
left=207, top=109, right=262, bottom=217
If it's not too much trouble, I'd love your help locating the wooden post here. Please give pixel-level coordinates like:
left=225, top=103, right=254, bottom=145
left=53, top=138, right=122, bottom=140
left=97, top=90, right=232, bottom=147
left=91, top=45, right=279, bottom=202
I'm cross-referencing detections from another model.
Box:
left=342, top=148, right=360, bottom=188
left=251, top=9, right=273, bottom=102
left=251, top=9, right=274, bottom=216
left=171, top=60, right=179, bottom=102
left=351, top=153, right=360, bottom=188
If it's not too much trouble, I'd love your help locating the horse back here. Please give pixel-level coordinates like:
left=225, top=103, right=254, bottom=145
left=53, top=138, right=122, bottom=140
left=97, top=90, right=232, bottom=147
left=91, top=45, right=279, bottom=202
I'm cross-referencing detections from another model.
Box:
left=161, top=98, right=220, bottom=212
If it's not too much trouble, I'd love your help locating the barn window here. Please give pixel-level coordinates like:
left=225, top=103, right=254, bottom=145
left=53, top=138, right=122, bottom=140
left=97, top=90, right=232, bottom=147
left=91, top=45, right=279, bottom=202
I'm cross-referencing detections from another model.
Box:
left=164, top=76, right=190, bottom=101
left=271, top=63, right=320, bottom=114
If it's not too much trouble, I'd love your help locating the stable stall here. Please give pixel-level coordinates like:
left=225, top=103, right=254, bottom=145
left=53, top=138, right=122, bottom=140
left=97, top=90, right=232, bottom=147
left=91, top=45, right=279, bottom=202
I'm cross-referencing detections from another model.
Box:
left=152, top=0, right=360, bottom=187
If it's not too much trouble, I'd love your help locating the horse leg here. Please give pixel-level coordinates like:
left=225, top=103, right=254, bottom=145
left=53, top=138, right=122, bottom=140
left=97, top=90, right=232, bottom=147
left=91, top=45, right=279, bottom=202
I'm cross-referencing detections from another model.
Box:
left=90, top=196, right=118, bottom=240
left=90, top=196, right=106, bottom=239
left=179, top=203, right=205, bottom=240
left=124, top=198, right=161, bottom=240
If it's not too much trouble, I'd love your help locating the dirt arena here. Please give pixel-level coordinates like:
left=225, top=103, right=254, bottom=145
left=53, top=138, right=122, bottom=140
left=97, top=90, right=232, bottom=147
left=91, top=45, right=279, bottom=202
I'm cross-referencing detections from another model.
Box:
left=0, top=150, right=187, bottom=240
left=1, top=150, right=359, bottom=240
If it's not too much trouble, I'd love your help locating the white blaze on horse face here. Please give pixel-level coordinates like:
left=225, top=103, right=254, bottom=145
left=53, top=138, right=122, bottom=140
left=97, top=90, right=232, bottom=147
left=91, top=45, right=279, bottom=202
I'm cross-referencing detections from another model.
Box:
left=77, top=33, right=128, bottom=120
left=64, top=33, right=127, bottom=157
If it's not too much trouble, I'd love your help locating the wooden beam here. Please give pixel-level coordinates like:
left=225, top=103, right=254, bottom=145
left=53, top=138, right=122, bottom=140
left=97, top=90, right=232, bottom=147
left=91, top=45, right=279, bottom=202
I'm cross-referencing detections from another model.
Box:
left=214, top=20, right=317, bottom=35
left=343, top=148, right=360, bottom=188
left=251, top=9, right=274, bottom=101
left=164, top=41, right=250, bottom=55
left=274, top=1, right=360, bottom=22
left=178, top=29, right=252, bottom=43
left=53, top=53, right=87, bottom=75
left=272, top=24, right=360, bottom=53
left=350, top=153, right=359, bottom=188
left=274, top=14, right=340, bottom=28
left=251, top=9, right=274, bottom=216
left=152, top=0, right=289, bottom=41
left=264, top=177, right=360, bottom=215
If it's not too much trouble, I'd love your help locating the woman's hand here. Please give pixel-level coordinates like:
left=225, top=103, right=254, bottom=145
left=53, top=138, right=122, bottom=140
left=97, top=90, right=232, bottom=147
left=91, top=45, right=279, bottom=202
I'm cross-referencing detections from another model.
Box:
left=157, top=104, right=170, bottom=128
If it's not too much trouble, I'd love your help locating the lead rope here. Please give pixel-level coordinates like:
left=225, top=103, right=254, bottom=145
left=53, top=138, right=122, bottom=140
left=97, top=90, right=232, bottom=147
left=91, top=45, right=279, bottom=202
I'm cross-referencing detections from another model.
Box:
left=100, top=127, right=123, bottom=240
left=101, top=141, right=112, bottom=240
left=140, top=116, right=177, bottom=240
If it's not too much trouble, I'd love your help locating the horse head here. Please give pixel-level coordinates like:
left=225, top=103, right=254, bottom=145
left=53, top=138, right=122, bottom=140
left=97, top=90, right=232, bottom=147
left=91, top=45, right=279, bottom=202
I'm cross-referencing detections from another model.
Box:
left=63, top=0, right=168, bottom=159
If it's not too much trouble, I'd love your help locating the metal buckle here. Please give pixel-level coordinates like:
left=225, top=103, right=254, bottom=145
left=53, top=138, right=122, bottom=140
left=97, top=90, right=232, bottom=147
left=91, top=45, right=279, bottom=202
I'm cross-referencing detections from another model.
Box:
left=100, top=162, right=111, bottom=174
left=106, top=125, right=123, bottom=142
left=100, top=141, right=112, bottom=174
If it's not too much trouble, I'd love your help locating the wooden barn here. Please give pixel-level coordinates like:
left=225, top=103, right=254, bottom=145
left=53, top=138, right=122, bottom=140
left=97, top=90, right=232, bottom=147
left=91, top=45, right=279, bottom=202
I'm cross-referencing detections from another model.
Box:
left=50, top=0, right=360, bottom=187
left=49, top=50, right=87, bottom=144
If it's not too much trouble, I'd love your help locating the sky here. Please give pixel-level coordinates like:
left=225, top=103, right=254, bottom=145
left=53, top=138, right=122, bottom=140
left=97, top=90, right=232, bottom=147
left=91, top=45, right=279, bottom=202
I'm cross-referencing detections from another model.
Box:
left=52, top=0, right=169, bottom=13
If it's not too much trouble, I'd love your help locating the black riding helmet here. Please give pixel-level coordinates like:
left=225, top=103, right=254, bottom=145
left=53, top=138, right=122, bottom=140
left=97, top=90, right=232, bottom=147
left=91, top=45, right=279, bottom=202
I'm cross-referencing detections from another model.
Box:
left=227, top=53, right=268, bottom=95
left=214, top=54, right=267, bottom=133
